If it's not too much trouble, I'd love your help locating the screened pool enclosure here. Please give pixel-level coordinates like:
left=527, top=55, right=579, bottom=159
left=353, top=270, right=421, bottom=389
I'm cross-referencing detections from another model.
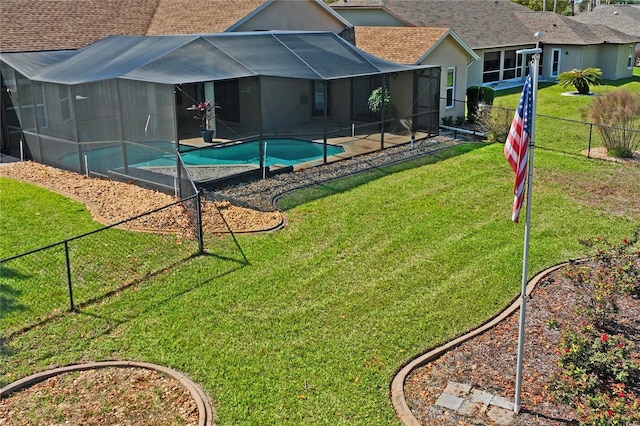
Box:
left=1, top=31, right=440, bottom=194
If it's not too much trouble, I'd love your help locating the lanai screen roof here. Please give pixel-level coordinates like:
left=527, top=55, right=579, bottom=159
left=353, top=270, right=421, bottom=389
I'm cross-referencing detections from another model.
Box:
left=0, top=31, right=428, bottom=85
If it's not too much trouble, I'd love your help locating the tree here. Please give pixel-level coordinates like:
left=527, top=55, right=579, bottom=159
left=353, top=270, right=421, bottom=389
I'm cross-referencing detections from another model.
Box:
left=557, top=68, right=602, bottom=95
left=511, top=0, right=572, bottom=13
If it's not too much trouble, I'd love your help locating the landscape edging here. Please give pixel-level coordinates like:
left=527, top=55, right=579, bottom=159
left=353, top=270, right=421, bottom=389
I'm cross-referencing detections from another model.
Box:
left=0, top=360, right=215, bottom=426
left=390, top=261, right=575, bottom=425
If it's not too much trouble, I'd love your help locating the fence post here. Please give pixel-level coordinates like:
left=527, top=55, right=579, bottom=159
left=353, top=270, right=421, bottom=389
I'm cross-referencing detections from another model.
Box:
left=588, top=123, right=593, bottom=158
left=196, top=192, right=204, bottom=255
left=64, top=240, right=75, bottom=312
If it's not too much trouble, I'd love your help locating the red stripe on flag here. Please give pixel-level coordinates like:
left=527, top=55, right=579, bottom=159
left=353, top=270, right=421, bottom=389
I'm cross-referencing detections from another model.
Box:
left=504, top=72, right=533, bottom=223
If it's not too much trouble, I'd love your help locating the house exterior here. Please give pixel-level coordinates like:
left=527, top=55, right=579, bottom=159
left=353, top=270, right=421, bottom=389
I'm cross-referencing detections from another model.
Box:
left=353, top=26, right=478, bottom=123
left=0, top=32, right=439, bottom=192
left=331, top=0, right=639, bottom=89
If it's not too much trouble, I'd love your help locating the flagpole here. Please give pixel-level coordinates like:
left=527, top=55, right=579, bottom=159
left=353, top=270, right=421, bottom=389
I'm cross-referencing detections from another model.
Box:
left=513, top=39, right=542, bottom=415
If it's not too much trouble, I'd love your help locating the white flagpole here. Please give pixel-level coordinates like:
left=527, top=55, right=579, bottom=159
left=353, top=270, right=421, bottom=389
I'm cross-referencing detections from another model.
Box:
left=513, top=38, right=542, bottom=415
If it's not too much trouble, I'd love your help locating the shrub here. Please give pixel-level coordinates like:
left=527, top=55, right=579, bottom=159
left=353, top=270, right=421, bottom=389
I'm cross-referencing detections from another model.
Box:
left=550, top=325, right=640, bottom=426
left=550, top=232, right=640, bottom=426
left=455, top=116, right=465, bottom=126
left=476, top=103, right=511, bottom=142
left=586, top=90, right=640, bottom=158
left=558, top=68, right=602, bottom=95
left=441, top=115, right=454, bottom=126
left=466, top=86, right=496, bottom=122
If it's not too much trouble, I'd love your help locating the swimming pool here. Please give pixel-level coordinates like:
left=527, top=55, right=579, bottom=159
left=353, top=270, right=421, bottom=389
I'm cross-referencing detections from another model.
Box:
left=137, top=138, right=345, bottom=168
left=66, top=139, right=345, bottom=171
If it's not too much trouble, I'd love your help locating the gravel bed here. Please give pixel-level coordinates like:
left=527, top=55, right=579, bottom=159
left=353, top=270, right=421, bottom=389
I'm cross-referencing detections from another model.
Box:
left=208, top=134, right=469, bottom=212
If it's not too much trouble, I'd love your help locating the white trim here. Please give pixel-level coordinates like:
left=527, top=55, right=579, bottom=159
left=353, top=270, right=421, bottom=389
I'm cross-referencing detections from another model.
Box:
left=445, top=67, right=455, bottom=109
left=550, top=48, right=561, bottom=78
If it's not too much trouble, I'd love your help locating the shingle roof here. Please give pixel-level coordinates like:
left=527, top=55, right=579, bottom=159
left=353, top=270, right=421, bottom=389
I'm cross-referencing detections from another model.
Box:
left=569, top=5, right=640, bottom=38
left=146, top=0, right=268, bottom=35
left=332, top=0, right=535, bottom=49
left=0, top=0, right=160, bottom=52
left=515, top=11, right=640, bottom=45
left=0, top=0, right=313, bottom=53
left=354, top=26, right=448, bottom=64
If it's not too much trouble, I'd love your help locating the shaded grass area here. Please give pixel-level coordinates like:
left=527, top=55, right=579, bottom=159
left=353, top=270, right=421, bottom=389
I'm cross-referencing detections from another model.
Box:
left=1, top=178, right=199, bottom=336
left=2, top=143, right=639, bottom=425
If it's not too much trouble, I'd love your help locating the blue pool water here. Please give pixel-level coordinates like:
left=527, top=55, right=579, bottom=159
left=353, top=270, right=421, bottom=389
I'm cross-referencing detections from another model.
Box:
left=137, top=138, right=345, bottom=168
left=67, top=139, right=345, bottom=170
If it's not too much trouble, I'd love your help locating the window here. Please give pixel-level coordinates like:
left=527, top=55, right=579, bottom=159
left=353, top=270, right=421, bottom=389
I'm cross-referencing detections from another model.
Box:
left=503, top=50, right=518, bottom=80
left=550, top=48, right=561, bottom=78
left=483, top=51, right=501, bottom=83
left=446, top=68, right=455, bottom=109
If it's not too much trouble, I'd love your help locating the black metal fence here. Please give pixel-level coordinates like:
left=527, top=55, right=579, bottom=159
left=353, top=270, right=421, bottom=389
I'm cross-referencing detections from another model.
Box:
left=443, top=99, right=640, bottom=158
left=0, top=155, right=206, bottom=338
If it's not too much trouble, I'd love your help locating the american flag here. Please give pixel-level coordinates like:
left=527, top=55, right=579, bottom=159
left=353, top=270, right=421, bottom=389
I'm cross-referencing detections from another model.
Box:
left=504, top=70, right=533, bottom=223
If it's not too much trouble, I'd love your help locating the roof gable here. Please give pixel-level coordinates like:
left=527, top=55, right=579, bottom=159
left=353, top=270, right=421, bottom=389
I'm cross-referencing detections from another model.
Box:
left=146, top=0, right=268, bottom=35
left=354, top=26, right=477, bottom=64
left=333, top=0, right=535, bottom=49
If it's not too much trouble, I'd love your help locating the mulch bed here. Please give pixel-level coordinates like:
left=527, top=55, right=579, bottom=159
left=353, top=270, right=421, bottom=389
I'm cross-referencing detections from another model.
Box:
left=403, top=257, right=640, bottom=425
left=0, top=367, right=199, bottom=425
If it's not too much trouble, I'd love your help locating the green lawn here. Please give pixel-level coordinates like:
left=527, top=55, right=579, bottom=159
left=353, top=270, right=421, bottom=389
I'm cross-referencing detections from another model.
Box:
left=2, top=78, right=640, bottom=425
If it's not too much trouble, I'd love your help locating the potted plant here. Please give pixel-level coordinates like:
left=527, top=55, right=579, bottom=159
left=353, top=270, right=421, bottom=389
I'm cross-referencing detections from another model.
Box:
left=188, top=101, right=216, bottom=142
left=368, top=87, right=397, bottom=132
left=558, top=68, right=602, bottom=95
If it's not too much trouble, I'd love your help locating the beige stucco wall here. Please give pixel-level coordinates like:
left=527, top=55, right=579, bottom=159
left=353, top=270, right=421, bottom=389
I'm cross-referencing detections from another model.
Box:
left=333, top=9, right=408, bottom=27
left=541, top=44, right=635, bottom=81
left=235, top=0, right=346, bottom=33
left=419, top=35, right=473, bottom=123
left=260, top=77, right=311, bottom=132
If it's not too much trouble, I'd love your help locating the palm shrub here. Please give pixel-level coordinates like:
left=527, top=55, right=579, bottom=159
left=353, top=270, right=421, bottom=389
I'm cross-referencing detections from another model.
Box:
left=586, top=90, right=640, bottom=158
left=558, top=68, right=602, bottom=95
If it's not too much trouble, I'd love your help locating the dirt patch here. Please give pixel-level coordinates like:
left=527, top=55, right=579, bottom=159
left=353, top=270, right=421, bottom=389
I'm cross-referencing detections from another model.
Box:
left=0, top=367, right=199, bottom=425
left=0, top=161, right=282, bottom=234
left=403, top=256, right=640, bottom=425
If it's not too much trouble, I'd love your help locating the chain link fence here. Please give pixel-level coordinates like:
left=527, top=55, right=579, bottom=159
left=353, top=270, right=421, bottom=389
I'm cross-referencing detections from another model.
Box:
left=452, top=101, right=640, bottom=157
left=1, top=155, right=207, bottom=338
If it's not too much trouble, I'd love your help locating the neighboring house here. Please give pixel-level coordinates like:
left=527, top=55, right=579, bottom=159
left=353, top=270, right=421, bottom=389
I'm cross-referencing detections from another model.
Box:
left=354, top=26, right=479, bottom=123
left=331, top=0, right=639, bottom=89
left=514, top=11, right=639, bottom=84
left=570, top=4, right=640, bottom=38
left=0, top=32, right=439, bottom=192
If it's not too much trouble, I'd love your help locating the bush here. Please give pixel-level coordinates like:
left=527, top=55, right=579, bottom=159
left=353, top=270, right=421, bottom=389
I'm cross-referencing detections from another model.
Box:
left=550, top=233, right=640, bottom=426
left=441, top=115, right=454, bottom=126
left=551, top=326, right=640, bottom=426
left=586, top=90, right=640, bottom=158
left=558, top=68, right=602, bottom=95
left=475, top=103, right=511, bottom=142
left=466, top=86, right=495, bottom=123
